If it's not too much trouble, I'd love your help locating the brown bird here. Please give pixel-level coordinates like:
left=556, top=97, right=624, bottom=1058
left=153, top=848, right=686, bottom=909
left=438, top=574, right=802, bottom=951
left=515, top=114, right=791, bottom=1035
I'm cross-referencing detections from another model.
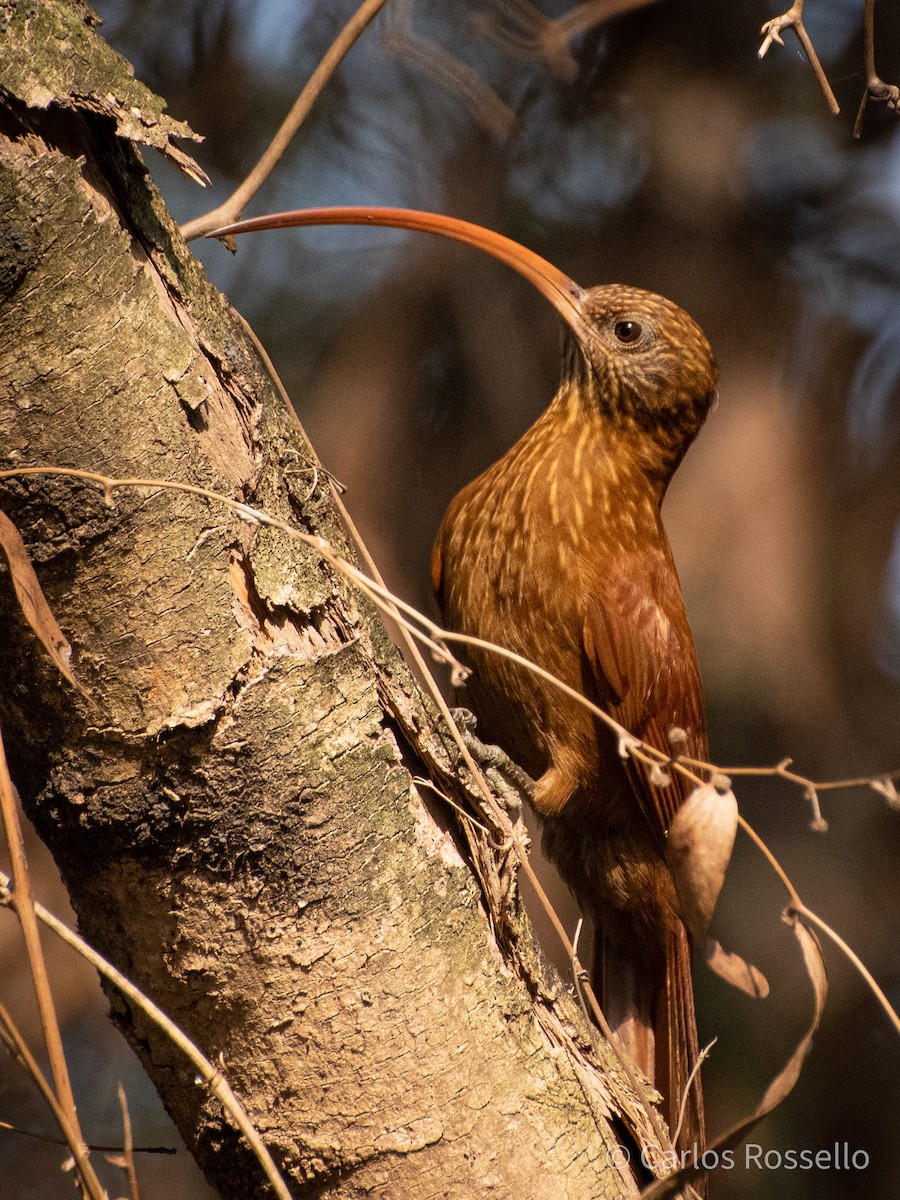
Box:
left=211, top=207, right=718, bottom=1158
left=432, top=283, right=716, bottom=1159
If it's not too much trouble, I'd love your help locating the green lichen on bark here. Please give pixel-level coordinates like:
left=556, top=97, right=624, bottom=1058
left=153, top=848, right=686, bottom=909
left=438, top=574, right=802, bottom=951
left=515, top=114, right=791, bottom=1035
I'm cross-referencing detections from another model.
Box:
left=0, top=0, right=207, bottom=182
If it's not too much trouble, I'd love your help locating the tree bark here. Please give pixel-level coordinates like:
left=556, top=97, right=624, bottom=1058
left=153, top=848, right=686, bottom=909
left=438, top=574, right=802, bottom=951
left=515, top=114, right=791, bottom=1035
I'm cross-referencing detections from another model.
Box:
left=0, top=4, right=655, bottom=1197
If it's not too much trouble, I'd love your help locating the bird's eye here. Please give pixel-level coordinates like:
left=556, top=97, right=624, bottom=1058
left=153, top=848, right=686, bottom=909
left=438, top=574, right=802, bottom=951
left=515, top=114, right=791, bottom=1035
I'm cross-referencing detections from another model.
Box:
left=614, top=319, right=643, bottom=344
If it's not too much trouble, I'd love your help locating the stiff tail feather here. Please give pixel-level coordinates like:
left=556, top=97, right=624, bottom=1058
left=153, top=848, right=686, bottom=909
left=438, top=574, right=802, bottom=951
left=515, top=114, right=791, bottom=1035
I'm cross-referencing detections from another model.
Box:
left=593, top=920, right=705, bottom=1171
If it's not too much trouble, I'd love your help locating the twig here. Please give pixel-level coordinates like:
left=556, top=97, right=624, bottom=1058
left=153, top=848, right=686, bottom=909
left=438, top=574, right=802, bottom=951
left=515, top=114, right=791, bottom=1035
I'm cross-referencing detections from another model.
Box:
left=0, top=1120, right=171, bottom=1155
left=0, top=726, right=104, bottom=1200
left=411, top=777, right=493, bottom=835
left=113, top=1084, right=140, bottom=1200
left=5, top=464, right=899, bottom=833
left=210, top=332, right=676, bottom=1151
left=0, top=871, right=292, bottom=1200
left=181, top=0, right=391, bottom=241
left=853, top=0, right=900, bottom=138
left=6, top=465, right=899, bottom=888
left=737, top=814, right=801, bottom=904
left=758, top=1, right=840, bottom=115
left=671, top=1039, right=716, bottom=1148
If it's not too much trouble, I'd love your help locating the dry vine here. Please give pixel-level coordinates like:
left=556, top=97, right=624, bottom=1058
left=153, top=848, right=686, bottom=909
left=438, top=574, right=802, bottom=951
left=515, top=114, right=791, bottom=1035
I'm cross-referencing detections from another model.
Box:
left=2, top=464, right=897, bottom=1196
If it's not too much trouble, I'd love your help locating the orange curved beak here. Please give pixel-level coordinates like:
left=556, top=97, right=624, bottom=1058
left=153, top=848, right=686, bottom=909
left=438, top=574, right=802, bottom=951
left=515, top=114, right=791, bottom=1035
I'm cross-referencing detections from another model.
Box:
left=208, top=207, right=589, bottom=341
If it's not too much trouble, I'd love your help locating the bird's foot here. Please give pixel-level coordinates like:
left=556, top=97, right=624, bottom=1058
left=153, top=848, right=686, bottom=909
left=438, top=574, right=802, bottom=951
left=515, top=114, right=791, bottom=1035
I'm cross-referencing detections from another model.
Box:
left=450, top=708, right=535, bottom=812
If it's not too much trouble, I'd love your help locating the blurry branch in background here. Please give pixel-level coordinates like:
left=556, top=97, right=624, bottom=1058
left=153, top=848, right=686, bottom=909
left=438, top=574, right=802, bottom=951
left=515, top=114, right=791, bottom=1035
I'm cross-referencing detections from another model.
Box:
left=758, top=1, right=840, bottom=115
left=382, top=0, right=515, bottom=136
left=854, top=0, right=900, bottom=137
left=180, top=0, right=392, bottom=242
left=382, top=0, right=662, bottom=132
left=474, top=0, right=659, bottom=82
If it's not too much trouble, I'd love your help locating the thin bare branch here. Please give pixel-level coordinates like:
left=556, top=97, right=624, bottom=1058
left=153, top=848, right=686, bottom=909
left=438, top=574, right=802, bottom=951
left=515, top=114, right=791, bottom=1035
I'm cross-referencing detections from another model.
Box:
left=224, top=320, right=678, bottom=1152
left=736, top=814, right=801, bottom=905
left=181, top=0, right=392, bottom=241
left=758, top=2, right=840, bottom=116
left=114, top=1084, right=140, bottom=1200
left=5, top=461, right=898, bottom=1179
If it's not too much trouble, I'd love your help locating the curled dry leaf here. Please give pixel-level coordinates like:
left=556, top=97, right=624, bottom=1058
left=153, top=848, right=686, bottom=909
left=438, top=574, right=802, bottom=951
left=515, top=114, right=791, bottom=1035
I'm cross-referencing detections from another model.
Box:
left=705, top=938, right=769, bottom=999
left=669, top=783, right=769, bottom=997
left=0, top=510, right=89, bottom=699
left=642, top=911, right=829, bottom=1199
left=758, top=914, right=827, bottom=1108
left=668, top=782, right=738, bottom=941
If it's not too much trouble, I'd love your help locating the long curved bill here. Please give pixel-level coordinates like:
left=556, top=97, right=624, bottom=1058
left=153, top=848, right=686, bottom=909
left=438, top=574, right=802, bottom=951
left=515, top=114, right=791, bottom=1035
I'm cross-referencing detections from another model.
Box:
left=208, top=207, right=589, bottom=341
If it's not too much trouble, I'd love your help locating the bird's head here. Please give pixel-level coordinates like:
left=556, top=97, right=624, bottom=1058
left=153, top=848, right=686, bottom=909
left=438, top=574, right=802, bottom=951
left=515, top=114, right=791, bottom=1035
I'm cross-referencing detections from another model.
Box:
left=561, top=284, right=718, bottom=472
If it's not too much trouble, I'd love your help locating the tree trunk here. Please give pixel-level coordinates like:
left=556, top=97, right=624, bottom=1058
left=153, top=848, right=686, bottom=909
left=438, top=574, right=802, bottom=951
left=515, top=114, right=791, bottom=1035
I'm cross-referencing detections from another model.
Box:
left=0, top=4, right=656, bottom=1197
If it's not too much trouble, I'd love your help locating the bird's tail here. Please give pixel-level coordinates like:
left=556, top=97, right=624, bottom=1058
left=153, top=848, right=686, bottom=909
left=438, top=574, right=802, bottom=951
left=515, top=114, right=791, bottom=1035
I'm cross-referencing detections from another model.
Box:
left=657, top=921, right=704, bottom=1157
left=593, top=919, right=705, bottom=1162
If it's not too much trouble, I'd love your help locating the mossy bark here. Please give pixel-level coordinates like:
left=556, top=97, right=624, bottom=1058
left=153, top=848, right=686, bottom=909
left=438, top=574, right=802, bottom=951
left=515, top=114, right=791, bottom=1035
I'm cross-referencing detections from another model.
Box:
left=0, top=4, right=644, bottom=1197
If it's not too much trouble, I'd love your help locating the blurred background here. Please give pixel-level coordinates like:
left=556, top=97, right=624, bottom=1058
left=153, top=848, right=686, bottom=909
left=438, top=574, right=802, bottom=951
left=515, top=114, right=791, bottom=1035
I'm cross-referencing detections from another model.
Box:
left=3, top=0, right=899, bottom=1195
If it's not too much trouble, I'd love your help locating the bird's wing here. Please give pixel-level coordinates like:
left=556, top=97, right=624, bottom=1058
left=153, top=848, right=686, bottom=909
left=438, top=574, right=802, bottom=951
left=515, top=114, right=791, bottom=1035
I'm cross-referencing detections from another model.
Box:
left=582, top=547, right=708, bottom=834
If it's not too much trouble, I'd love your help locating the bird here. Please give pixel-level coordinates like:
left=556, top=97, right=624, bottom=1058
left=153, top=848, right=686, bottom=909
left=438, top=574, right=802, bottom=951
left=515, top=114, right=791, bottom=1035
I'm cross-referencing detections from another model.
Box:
left=431, top=283, right=716, bottom=1158
left=209, top=206, right=718, bottom=1160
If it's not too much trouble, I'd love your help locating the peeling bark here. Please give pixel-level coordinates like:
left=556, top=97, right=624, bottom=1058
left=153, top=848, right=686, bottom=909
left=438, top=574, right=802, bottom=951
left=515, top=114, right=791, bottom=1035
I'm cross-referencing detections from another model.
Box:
left=0, top=5, right=649, bottom=1197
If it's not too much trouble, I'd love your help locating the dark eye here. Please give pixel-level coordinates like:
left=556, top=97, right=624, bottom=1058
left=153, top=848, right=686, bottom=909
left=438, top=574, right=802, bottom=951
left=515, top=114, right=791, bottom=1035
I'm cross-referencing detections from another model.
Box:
left=614, top=319, right=643, bottom=344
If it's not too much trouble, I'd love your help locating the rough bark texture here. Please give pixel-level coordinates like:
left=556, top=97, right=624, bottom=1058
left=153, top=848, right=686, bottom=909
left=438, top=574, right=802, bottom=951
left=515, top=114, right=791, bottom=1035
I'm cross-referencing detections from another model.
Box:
left=0, top=4, right=649, bottom=1197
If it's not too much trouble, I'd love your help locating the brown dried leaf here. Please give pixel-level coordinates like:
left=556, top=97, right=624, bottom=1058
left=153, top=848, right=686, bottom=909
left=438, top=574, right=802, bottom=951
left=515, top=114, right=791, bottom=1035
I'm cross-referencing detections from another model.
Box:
left=641, top=910, right=828, bottom=1199
left=757, top=914, right=827, bottom=1108
left=705, top=938, right=769, bottom=998
left=0, top=510, right=89, bottom=699
left=668, top=783, right=737, bottom=940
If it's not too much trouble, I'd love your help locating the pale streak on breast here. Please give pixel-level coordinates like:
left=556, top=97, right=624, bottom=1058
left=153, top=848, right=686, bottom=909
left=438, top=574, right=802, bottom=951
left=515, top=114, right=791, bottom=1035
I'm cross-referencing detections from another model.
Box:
left=572, top=421, right=591, bottom=483
left=519, top=456, right=544, bottom=512
left=570, top=494, right=585, bottom=537
left=582, top=468, right=594, bottom=508
left=549, top=473, right=560, bottom=526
